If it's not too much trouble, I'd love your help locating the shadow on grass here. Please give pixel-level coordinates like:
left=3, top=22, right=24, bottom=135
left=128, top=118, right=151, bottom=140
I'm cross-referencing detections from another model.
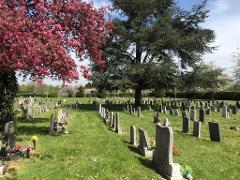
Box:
left=17, top=117, right=49, bottom=123
left=17, top=125, right=49, bottom=136
left=138, top=157, right=167, bottom=179
left=127, top=145, right=139, bottom=155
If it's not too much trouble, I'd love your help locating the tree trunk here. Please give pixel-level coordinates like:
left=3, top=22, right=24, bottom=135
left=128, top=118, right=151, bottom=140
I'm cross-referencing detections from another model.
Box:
left=134, top=86, right=142, bottom=107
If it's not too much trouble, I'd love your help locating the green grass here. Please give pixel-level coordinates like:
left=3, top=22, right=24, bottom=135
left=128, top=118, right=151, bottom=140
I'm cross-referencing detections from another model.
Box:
left=8, top=97, right=240, bottom=179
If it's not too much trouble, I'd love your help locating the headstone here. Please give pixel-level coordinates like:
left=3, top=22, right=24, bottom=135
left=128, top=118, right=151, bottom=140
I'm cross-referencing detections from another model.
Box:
left=199, top=108, right=206, bottom=122
left=115, top=113, right=123, bottom=134
left=222, top=105, right=229, bottom=118
left=153, top=111, right=160, bottom=123
left=130, top=125, right=137, bottom=145
left=49, top=114, right=55, bottom=132
left=152, top=124, right=182, bottom=180
left=137, top=107, right=141, bottom=117
left=182, top=116, right=189, bottom=133
left=138, top=128, right=153, bottom=157
left=193, top=121, right=201, bottom=137
left=232, top=106, right=237, bottom=114
left=4, top=121, right=16, bottom=148
left=190, top=109, right=196, bottom=121
left=206, top=108, right=211, bottom=115
left=162, top=106, right=167, bottom=114
left=181, top=110, right=187, bottom=118
left=162, top=118, right=169, bottom=127
left=148, top=106, right=152, bottom=111
left=208, top=122, right=222, bottom=142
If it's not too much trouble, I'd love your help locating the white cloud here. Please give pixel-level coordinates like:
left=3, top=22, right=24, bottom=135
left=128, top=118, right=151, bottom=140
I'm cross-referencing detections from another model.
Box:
left=202, top=0, right=240, bottom=72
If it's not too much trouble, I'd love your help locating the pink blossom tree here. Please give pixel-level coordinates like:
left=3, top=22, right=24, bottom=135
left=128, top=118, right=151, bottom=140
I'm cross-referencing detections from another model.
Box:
left=0, top=0, right=112, bottom=124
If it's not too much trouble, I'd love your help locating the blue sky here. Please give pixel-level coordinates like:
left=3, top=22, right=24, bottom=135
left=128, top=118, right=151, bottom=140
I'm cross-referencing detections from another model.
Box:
left=19, top=0, right=240, bottom=85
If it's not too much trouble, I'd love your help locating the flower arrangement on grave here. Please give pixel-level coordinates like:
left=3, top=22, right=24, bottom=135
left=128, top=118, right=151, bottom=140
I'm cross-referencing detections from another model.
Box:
left=149, top=137, right=156, bottom=149
left=181, top=165, right=193, bottom=180
left=7, top=145, right=32, bottom=158
left=31, top=135, right=38, bottom=149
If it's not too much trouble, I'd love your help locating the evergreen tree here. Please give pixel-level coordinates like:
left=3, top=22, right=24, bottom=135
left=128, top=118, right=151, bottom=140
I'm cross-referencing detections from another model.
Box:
left=93, top=0, right=215, bottom=106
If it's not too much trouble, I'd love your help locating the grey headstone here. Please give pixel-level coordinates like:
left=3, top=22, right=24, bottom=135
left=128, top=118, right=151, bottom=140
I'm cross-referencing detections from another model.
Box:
left=137, top=107, right=141, bottom=117
left=193, top=121, right=201, bottom=137
left=130, top=125, right=137, bottom=145
left=50, top=114, right=55, bottom=132
left=152, top=124, right=182, bottom=179
left=138, top=128, right=151, bottom=150
left=190, top=109, right=196, bottom=121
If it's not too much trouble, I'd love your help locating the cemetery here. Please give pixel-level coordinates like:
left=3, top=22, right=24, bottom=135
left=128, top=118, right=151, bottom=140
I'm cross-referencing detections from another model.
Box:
left=1, top=0, right=240, bottom=179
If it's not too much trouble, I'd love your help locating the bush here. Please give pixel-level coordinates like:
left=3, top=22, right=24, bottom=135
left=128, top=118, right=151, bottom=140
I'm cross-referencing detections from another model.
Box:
left=0, top=72, right=18, bottom=127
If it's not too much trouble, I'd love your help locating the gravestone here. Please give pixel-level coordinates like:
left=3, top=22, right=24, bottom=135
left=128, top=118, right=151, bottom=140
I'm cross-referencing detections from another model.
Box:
left=115, top=113, right=123, bottom=134
left=182, top=116, right=189, bottom=133
left=163, top=106, right=167, bottom=114
left=232, top=106, right=237, bottom=114
left=137, top=107, right=141, bottom=117
left=152, top=124, right=182, bottom=180
left=153, top=111, right=160, bottom=123
left=208, top=122, right=222, bottom=142
left=4, top=121, right=16, bottom=148
left=193, top=121, right=201, bottom=137
left=190, top=109, right=196, bottom=121
left=222, top=105, right=229, bottom=118
left=181, top=110, right=187, bottom=118
left=206, top=108, right=211, bottom=115
left=111, top=113, right=115, bottom=128
left=49, top=114, right=55, bottom=132
left=199, top=108, right=206, bottom=122
left=162, top=118, right=169, bottom=127
left=138, top=128, right=153, bottom=157
left=148, top=106, right=152, bottom=111
left=130, top=125, right=137, bottom=145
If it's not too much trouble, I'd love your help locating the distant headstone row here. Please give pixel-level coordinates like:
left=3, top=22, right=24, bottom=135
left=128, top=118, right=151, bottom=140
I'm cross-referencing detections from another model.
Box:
left=17, top=96, right=63, bottom=121
left=98, top=104, right=124, bottom=134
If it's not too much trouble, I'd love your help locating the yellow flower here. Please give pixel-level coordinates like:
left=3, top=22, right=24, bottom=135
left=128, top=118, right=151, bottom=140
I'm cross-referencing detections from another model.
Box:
left=31, top=135, right=38, bottom=142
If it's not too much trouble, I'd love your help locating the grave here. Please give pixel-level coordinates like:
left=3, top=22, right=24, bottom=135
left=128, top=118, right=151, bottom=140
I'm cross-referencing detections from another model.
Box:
left=138, top=128, right=153, bottom=157
left=3, top=121, right=16, bottom=149
left=208, top=122, right=222, bottom=142
left=130, top=125, right=137, bottom=145
left=193, top=121, right=201, bottom=137
left=199, top=108, right=205, bottom=122
left=152, top=124, right=182, bottom=180
left=182, top=116, right=189, bottom=133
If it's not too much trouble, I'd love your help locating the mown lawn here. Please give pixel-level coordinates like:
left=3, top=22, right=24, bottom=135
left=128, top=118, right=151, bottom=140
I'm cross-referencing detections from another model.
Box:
left=6, top=97, right=240, bottom=179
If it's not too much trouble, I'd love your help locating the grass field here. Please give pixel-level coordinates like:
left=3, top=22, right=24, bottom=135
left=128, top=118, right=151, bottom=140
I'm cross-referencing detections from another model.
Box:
left=5, top=97, right=240, bottom=179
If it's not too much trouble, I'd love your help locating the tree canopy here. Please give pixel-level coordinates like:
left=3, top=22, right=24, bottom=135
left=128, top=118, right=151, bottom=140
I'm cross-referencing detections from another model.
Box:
left=0, top=0, right=112, bottom=82
left=92, top=0, right=216, bottom=105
